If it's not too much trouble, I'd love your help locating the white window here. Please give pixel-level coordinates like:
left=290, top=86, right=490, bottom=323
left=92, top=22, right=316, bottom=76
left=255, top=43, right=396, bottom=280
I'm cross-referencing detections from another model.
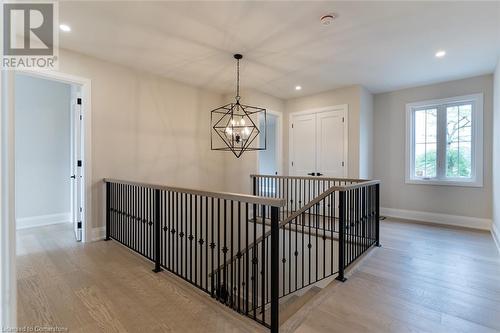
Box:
left=406, top=94, right=483, bottom=187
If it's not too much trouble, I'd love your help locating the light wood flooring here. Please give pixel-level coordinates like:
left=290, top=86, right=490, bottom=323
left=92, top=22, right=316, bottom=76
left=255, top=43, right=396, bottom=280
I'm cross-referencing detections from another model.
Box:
left=17, top=219, right=500, bottom=332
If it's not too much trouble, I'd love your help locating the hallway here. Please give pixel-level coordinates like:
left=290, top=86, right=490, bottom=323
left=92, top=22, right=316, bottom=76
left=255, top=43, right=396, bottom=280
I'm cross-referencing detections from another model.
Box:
left=17, top=219, right=500, bottom=332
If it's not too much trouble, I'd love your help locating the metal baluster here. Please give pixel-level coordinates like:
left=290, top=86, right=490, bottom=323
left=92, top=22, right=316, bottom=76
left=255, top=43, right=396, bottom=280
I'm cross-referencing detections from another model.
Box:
left=194, top=195, right=198, bottom=285
left=237, top=201, right=241, bottom=312
left=217, top=198, right=221, bottom=300
left=176, top=192, right=179, bottom=274
left=336, top=190, right=346, bottom=282
left=245, top=202, right=249, bottom=315
left=376, top=184, right=380, bottom=247
left=210, top=197, right=215, bottom=297
left=153, top=189, right=161, bottom=273
left=270, top=206, right=280, bottom=333
left=222, top=199, right=227, bottom=303
left=260, top=205, right=266, bottom=323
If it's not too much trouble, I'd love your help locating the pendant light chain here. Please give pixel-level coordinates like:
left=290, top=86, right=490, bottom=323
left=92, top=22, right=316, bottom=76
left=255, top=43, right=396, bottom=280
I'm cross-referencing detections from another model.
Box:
left=235, top=57, right=240, bottom=103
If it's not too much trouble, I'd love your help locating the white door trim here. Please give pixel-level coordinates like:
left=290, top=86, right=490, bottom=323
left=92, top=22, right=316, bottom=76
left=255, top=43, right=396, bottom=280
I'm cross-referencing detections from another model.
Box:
left=17, top=70, right=92, bottom=243
left=289, top=104, right=349, bottom=177
left=2, top=69, right=92, bottom=328
left=256, top=109, right=283, bottom=175
left=1, top=70, right=17, bottom=329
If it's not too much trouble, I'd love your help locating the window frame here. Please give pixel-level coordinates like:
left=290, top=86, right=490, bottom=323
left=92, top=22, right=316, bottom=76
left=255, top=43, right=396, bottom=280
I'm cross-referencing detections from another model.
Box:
left=405, top=93, right=483, bottom=187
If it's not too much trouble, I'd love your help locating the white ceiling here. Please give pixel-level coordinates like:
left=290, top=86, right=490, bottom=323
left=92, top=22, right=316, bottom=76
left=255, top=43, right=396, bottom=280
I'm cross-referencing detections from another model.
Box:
left=58, top=1, right=500, bottom=99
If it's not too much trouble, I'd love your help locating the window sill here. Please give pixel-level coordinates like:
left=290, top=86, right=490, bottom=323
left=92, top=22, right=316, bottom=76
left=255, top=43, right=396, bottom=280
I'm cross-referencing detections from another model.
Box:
left=405, top=178, right=483, bottom=188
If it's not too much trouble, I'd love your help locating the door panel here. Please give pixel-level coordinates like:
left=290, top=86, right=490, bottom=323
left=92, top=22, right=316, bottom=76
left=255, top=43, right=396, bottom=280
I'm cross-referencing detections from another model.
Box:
left=71, top=91, right=83, bottom=242
left=291, top=113, right=316, bottom=176
left=316, top=110, right=345, bottom=177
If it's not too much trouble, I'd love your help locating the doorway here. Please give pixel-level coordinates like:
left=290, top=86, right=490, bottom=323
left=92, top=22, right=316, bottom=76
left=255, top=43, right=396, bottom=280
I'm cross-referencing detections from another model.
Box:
left=259, top=112, right=280, bottom=175
left=289, top=105, right=348, bottom=178
left=14, top=73, right=85, bottom=242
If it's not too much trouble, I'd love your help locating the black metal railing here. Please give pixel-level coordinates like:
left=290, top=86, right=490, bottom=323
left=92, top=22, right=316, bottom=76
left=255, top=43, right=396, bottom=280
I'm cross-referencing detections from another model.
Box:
left=252, top=175, right=361, bottom=222
left=104, top=176, right=380, bottom=332
left=211, top=176, right=380, bottom=318
left=105, top=179, right=285, bottom=332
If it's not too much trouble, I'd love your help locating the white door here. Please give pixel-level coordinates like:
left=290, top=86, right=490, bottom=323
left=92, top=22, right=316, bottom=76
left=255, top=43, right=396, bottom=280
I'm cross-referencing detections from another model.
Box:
left=316, top=110, right=345, bottom=177
left=291, top=113, right=316, bottom=176
left=290, top=108, right=347, bottom=177
left=70, top=92, right=83, bottom=241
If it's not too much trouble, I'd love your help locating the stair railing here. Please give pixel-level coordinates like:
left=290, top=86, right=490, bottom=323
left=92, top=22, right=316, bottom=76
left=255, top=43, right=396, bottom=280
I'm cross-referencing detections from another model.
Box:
left=104, top=176, right=380, bottom=332
left=104, top=179, right=285, bottom=332
left=210, top=175, right=380, bottom=322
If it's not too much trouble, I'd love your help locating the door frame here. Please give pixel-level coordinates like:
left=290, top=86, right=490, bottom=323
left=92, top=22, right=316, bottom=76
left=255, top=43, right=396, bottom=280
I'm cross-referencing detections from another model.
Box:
left=256, top=109, right=283, bottom=176
left=288, top=104, right=349, bottom=177
left=1, top=69, right=92, bottom=328
left=11, top=70, right=92, bottom=242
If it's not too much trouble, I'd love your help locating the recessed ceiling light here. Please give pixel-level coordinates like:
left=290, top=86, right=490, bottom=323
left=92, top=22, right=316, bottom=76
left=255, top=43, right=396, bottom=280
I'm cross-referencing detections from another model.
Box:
left=59, top=24, right=71, bottom=32
left=435, top=50, right=446, bottom=58
left=295, top=85, right=302, bottom=91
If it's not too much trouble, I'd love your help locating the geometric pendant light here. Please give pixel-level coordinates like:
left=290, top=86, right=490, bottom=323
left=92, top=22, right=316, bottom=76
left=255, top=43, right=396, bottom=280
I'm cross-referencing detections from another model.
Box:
left=211, top=54, right=266, bottom=158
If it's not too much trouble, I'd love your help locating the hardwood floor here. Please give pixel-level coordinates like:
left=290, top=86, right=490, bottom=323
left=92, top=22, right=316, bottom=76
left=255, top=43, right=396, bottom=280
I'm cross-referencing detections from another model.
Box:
left=16, top=223, right=266, bottom=333
left=17, top=219, right=500, bottom=332
left=283, top=219, right=500, bottom=333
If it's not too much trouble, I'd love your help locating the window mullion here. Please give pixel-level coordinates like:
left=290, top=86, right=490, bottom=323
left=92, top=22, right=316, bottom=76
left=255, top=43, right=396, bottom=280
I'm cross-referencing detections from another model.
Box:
left=436, top=105, right=447, bottom=180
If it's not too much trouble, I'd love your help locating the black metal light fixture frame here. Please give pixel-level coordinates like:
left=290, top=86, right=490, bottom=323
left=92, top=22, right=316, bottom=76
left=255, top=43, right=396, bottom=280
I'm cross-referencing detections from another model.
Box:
left=211, top=54, right=266, bottom=158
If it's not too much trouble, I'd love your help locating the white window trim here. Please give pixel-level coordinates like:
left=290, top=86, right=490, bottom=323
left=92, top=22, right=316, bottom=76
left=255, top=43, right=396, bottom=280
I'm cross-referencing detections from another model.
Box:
left=405, top=93, right=483, bottom=187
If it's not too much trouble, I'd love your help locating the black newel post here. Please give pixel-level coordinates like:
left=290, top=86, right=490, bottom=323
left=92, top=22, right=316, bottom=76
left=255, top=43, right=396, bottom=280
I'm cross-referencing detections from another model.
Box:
left=252, top=176, right=257, bottom=196
left=153, top=188, right=162, bottom=273
left=336, top=190, right=346, bottom=282
left=105, top=182, right=111, bottom=241
left=375, top=184, right=381, bottom=247
left=270, top=206, right=280, bottom=333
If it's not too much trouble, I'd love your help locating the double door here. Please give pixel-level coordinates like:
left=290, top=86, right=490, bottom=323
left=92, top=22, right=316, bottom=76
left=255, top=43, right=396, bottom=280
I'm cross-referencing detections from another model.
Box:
left=290, top=108, right=347, bottom=178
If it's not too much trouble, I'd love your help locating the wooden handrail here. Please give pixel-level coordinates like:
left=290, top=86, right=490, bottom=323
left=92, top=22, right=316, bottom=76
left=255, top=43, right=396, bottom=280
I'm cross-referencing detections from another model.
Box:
left=103, top=178, right=286, bottom=207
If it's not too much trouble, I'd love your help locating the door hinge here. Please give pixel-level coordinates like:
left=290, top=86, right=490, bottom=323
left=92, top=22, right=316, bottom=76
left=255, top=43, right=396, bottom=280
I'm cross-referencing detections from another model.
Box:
left=342, top=161, right=345, bottom=167
left=77, top=222, right=82, bottom=229
left=80, top=207, right=82, bottom=212
left=77, top=160, right=82, bottom=167
left=291, top=123, right=294, bottom=129
left=342, top=117, right=344, bottom=123
left=79, top=114, right=83, bottom=120
left=291, top=161, right=294, bottom=167
left=77, top=98, right=82, bottom=105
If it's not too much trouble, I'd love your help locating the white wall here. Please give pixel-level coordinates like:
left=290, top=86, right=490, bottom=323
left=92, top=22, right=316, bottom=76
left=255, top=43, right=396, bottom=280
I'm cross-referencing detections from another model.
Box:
left=55, top=48, right=227, bottom=230
left=374, top=75, right=493, bottom=229
left=493, top=58, right=500, bottom=248
left=284, top=85, right=372, bottom=178
left=15, top=74, right=71, bottom=227
left=359, top=86, right=374, bottom=179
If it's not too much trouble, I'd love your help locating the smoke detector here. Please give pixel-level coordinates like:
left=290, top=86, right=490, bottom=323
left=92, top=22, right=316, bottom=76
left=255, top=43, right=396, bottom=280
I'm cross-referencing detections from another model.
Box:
left=320, top=14, right=336, bottom=26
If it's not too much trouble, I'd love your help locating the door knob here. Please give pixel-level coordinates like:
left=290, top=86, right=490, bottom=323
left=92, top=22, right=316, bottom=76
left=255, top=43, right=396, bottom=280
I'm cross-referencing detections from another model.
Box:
left=307, top=172, right=315, bottom=176
left=70, top=175, right=76, bottom=179
left=316, top=173, right=324, bottom=176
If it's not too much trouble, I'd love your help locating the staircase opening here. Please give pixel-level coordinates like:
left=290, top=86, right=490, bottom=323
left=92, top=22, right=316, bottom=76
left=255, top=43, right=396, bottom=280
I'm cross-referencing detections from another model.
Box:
left=103, top=175, right=380, bottom=332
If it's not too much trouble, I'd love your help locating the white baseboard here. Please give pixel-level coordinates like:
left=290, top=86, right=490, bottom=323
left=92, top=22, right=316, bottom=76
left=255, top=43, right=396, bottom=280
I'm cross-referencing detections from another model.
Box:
left=381, top=207, right=492, bottom=231
left=92, top=226, right=106, bottom=241
left=16, top=212, right=71, bottom=230
left=492, top=223, right=500, bottom=253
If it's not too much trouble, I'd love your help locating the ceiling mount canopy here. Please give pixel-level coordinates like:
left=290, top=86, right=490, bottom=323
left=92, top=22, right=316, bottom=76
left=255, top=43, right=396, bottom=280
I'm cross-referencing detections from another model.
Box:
left=211, top=54, right=266, bottom=158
